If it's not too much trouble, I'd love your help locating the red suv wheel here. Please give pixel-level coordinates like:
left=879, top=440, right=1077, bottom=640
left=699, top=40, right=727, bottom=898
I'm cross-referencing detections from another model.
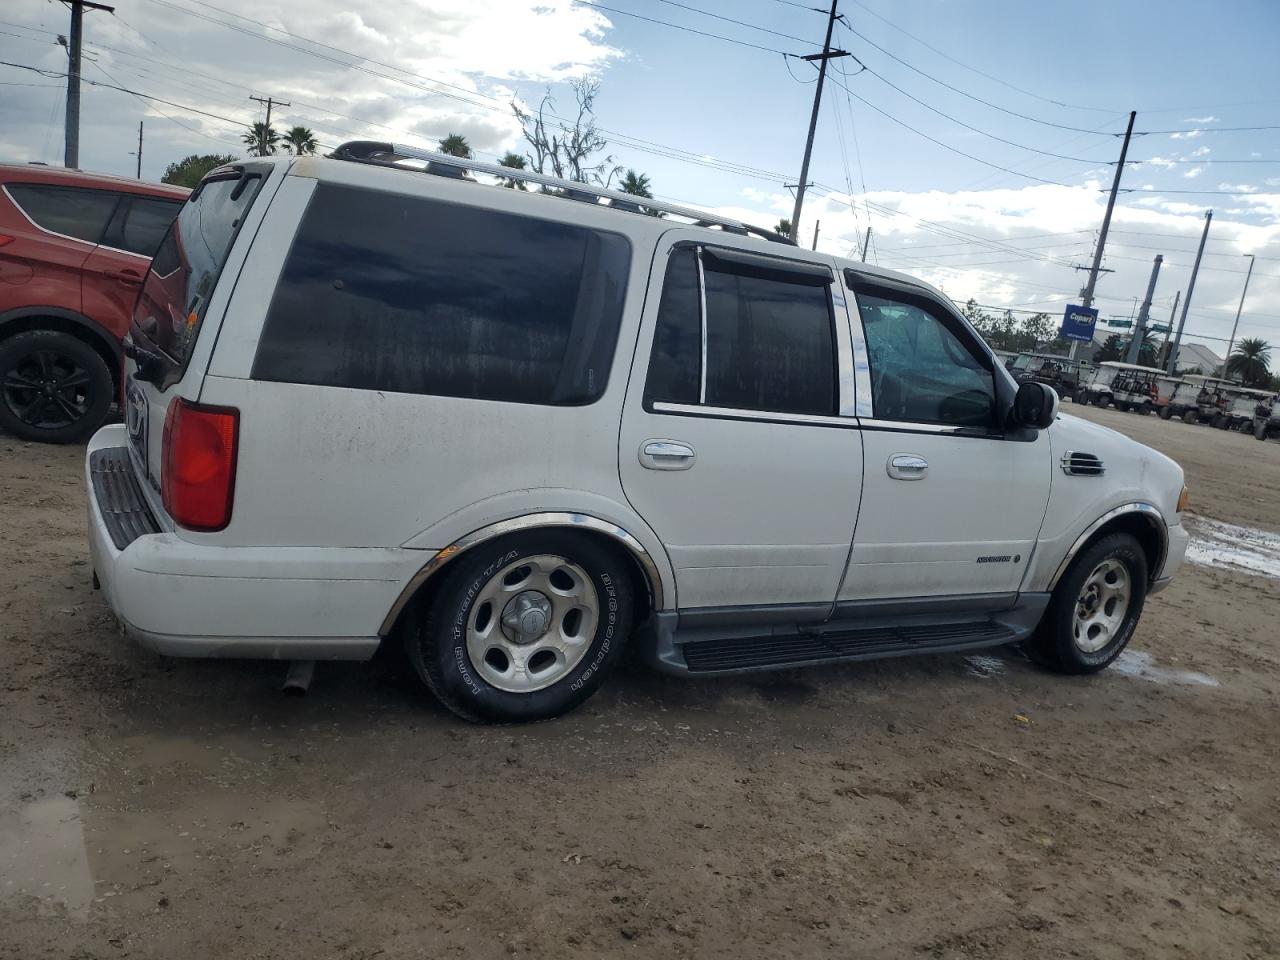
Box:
left=0, top=329, right=113, bottom=443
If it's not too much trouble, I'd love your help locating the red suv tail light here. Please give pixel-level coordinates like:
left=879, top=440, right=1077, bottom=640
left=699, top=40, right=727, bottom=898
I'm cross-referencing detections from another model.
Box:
left=161, top=399, right=239, bottom=531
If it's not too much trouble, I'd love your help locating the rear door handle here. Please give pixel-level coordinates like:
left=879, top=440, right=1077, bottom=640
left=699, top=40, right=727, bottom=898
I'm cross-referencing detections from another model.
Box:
left=887, top=454, right=928, bottom=480
left=107, top=269, right=143, bottom=285
left=640, top=439, right=696, bottom=471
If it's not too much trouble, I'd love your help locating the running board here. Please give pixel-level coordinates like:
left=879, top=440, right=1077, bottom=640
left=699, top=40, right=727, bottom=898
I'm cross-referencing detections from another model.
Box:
left=679, top=620, right=1018, bottom=674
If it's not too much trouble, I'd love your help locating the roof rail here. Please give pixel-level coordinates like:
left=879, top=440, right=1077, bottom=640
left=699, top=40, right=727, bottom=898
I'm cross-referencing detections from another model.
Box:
left=329, top=141, right=795, bottom=246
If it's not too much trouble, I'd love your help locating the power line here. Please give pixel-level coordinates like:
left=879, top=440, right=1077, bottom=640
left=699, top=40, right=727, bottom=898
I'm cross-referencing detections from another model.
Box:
left=837, top=20, right=1121, bottom=135
left=824, top=70, right=1079, bottom=188
left=836, top=49, right=1114, bottom=163
left=571, top=0, right=800, bottom=55
left=649, top=0, right=812, bottom=44
left=843, top=0, right=1116, bottom=114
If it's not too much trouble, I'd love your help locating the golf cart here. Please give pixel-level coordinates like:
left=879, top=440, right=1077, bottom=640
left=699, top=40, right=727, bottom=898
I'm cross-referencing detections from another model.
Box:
left=1161, top=375, right=1236, bottom=424
left=1153, top=375, right=1183, bottom=415
left=1224, top=387, right=1277, bottom=432
left=1255, top=403, right=1280, bottom=441
left=1008, top=352, right=1093, bottom=399
left=1076, top=361, right=1162, bottom=413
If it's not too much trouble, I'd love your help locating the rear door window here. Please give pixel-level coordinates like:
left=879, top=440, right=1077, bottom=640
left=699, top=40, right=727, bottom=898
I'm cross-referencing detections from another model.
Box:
left=133, top=171, right=264, bottom=364
left=5, top=184, right=119, bottom=244
left=644, top=245, right=837, bottom=416
left=251, top=184, right=631, bottom=406
left=105, top=196, right=184, bottom=257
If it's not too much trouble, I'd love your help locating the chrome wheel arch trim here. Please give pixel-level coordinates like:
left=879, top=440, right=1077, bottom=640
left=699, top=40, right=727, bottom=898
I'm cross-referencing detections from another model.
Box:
left=1047, top=501, right=1169, bottom=592
left=380, top=512, right=667, bottom=635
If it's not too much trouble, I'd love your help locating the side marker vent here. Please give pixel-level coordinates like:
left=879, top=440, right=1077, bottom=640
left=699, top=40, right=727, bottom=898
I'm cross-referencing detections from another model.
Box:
left=1061, top=451, right=1105, bottom=476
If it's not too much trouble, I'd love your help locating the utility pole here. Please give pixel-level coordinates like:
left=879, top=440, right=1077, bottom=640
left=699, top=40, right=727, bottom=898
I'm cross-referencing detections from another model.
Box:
left=788, top=0, right=849, bottom=242
left=1071, top=110, right=1137, bottom=359
left=1157, top=291, right=1180, bottom=369
left=62, top=0, right=115, bottom=169
left=860, top=225, right=871, bottom=262
left=249, top=95, right=290, bottom=154
left=133, top=121, right=142, bottom=178
left=1166, top=210, right=1213, bottom=375
left=811, top=220, right=820, bottom=251
left=1224, top=253, right=1255, bottom=375
left=1125, top=254, right=1162, bottom=365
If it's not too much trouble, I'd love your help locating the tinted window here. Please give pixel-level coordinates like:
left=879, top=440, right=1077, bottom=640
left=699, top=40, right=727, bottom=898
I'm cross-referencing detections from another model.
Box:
left=114, top=196, right=183, bottom=257
left=644, top=248, right=701, bottom=405
left=133, top=172, right=264, bottom=364
left=703, top=266, right=835, bottom=415
left=7, top=184, right=118, bottom=244
left=252, top=184, right=631, bottom=406
left=858, top=290, right=994, bottom=427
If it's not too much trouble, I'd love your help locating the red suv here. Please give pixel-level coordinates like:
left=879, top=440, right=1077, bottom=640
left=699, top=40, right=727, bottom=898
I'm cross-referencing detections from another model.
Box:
left=0, top=164, right=188, bottom=442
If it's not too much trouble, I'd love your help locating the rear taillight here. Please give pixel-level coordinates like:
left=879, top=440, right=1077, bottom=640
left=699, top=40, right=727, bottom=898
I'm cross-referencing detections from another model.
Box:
left=161, top=398, right=238, bottom=531
left=0, top=234, right=14, bottom=246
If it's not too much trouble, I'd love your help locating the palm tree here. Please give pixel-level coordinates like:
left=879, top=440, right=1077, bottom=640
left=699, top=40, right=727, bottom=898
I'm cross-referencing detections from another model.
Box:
left=498, top=152, right=527, bottom=189
left=775, top=218, right=792, bottom=237
left=281, top=126, right=318, bottom=155
left=619, top=169, right=652, bottom=199
left=438, top=134, right=472, bottom=158
left=1227, top=337, right=1273, bottom=387
left=242, top=122, right=279, bottom=157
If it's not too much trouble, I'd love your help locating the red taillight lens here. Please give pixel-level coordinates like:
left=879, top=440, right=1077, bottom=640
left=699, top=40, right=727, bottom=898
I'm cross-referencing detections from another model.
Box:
left=161, top=398, right=238, bottom=531
left=0, top=234, right=14, bottom=246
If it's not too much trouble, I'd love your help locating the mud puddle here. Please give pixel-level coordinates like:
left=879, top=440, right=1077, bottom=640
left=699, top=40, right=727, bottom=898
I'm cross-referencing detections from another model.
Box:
left=1185, top=517, right=1280, bottom=580
left=1113, top=649, right=1219, bottom=687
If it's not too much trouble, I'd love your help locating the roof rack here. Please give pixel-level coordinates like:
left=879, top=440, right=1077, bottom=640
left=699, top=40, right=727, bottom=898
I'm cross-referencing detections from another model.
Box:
left=329, top=141, right=795, bottom=246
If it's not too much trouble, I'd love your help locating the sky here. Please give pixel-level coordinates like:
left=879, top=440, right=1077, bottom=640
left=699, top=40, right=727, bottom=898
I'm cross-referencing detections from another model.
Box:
left=3, top=0, right=1279, bottom=359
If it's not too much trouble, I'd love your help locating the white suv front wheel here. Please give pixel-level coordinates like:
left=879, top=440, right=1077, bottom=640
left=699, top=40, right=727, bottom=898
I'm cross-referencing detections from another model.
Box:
left=406, top=532, right=634, bottom=723
left=1024, top=532, right=1148, bottom=674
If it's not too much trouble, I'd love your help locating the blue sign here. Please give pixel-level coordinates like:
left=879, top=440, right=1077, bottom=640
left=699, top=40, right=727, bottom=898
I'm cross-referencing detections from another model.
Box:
left=1061, top=304, right=1099, bottom=343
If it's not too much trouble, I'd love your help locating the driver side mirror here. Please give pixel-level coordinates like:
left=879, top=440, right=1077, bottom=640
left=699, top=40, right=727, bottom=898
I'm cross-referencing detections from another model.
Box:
left=1010, top=380, right=1059, bottom=430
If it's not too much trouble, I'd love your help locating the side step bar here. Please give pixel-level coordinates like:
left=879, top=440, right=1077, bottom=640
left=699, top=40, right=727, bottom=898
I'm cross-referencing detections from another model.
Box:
left=680, top=621, right=1017, bottom=673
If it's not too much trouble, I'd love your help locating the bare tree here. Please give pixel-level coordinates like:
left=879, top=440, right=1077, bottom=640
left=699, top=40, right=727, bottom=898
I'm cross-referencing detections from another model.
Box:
left=512, top=79, right=617, bottom=186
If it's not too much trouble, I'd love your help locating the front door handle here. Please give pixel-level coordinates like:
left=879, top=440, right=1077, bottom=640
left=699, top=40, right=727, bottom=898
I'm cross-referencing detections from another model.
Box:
left=887, top=453, right=928, bottom=480
left=107, top=269, right=144, bottom=285
left=640, top=439, right=696, bottom=471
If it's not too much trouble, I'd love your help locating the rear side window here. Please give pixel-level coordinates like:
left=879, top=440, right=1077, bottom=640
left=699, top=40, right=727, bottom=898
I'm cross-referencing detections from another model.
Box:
left=133, top=172, right=264, bottom=364
left=644, top=246, right=837, bottom=416
left=5, top=184, right=119, bottom=244
left=108, top=196, right=183, bottom=257
left=252, top=184, right=631, bottom=406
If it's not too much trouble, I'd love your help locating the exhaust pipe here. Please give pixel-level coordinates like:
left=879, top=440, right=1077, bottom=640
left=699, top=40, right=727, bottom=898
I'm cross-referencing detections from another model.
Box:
left=282, top=660, right=316, bottom=696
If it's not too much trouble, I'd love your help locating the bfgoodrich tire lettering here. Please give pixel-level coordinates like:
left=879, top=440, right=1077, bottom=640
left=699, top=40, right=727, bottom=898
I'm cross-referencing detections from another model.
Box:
left=1024, top=532, right=1148, bottom=674
left=405, top=531, right=634, bottom=723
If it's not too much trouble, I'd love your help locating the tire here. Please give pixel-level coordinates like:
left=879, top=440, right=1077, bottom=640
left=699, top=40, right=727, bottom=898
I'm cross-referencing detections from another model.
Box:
left=1257, top=421, right=1269, bottom=441
left=1116, top=402, right=1130, bottom=413
left=1139, top=402, right=1152, bottom=417
left=1158, top=405, right=1173, bottom=420
left=0, top=330, right=113, bottom=444
left=1212, top=414, right=1229, bottom=430
left=1023, top=532, right=1148, bottom=674
left=405, top=531, right=634, bottom=723
left=1182, top=409, right=1198, bottom=424
left=1073, top=390, right=1086, bottom=405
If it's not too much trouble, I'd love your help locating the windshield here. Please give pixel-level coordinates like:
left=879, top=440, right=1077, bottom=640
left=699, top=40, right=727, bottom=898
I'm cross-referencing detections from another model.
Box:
left=132, top=171, right=264, bottom=365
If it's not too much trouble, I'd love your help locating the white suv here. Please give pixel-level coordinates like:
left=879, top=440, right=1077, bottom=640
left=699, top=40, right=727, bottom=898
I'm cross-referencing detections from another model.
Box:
left=86, top=144, right=1190, bottom=723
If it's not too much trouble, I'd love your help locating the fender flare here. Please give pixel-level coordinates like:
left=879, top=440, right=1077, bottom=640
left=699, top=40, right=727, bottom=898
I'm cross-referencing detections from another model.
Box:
left=379, top=512, right=667, bottom=636
left=1046, top=501, right=1169, bottom=591
left=0, top=305, right=121, bottom=354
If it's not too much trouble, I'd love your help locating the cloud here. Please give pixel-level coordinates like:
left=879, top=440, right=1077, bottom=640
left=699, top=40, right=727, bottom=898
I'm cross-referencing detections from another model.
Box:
left=1170, top=129, right=1204, bottom=140
left=1218, top=183, right=1258, bottom=194
left=1189, top=146, right=1211, bottom=158
left=1183, top=167, right=1203, bottom=179
left=0, top=1, right=620, bottom=171
left=1183, top=115, right=1219, bottom=124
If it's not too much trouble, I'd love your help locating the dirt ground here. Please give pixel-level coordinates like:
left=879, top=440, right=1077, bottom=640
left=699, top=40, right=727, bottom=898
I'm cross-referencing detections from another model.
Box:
left=2, top=405, right=1279, bottom=960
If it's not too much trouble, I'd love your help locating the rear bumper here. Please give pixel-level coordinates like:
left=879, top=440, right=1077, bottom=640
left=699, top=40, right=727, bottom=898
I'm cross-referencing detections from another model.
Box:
left=86, top=426, right=425, bottom=660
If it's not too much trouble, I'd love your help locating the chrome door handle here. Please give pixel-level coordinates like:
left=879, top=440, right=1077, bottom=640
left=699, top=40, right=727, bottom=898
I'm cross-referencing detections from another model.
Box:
left=640, top=439, right=696, bottom=471
left=887, top=454, right=928, bottom=480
